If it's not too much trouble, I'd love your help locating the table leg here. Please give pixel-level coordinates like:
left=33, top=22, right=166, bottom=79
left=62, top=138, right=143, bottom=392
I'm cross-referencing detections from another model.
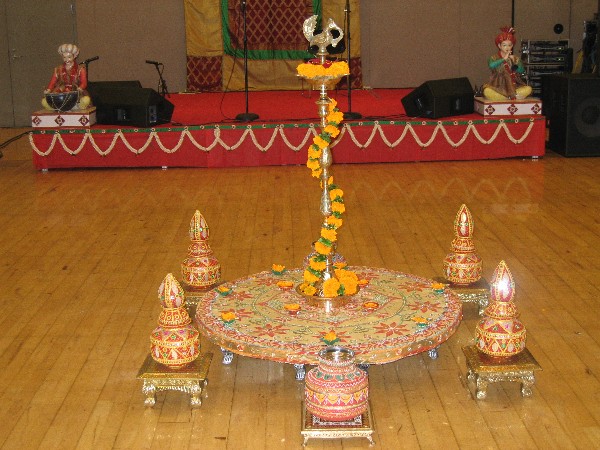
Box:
left=478, top=298, right=489, bottom=316
left=466, top=368, right=476, bottom=383
left=521, top=373, right=535, bottom=397
left=294, top=364, right=306, bottom=381
left=428, top=347, right=439, bottom=359
left=142, top=381, right=157, bottom=407
left=189, top=381, right=203, bottom=407
left=221, top=348, right=234, bottom=365
left=476, top=376, right=488, bottom=399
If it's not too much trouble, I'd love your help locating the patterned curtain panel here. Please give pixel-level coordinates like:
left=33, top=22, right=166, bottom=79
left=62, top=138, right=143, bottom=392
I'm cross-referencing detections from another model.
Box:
left=185, top=0, right=361, bottom=92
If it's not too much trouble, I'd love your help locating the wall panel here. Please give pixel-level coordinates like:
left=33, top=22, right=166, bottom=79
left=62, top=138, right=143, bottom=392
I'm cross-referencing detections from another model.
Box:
left=76, top=0, right=188, bottom=93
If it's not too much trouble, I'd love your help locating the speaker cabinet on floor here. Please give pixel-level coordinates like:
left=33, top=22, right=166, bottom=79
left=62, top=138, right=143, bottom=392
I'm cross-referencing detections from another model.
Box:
left=87, top=81, right=174, bottom=127
left=401, top=77, right=474, bottom=119
left=542, top=73, right=600, bottom=157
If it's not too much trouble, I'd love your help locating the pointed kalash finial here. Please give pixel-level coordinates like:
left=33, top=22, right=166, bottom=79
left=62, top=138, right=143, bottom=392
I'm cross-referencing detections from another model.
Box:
left=150, top=273, right=200, bottom=368
left=181, top=210, right=221, bottom=290
left=475, top=261, right=526, bottom=356
left=443, top=204, right=482, bottom=285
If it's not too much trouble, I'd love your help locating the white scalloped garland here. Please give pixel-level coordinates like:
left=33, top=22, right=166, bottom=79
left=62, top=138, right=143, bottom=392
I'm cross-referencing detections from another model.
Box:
left=30, top=119, right=536, bottom=157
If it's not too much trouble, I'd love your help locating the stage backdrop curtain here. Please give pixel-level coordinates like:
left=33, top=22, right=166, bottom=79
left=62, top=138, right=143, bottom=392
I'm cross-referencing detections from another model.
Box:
left=184, top=0, right=361, bottom=92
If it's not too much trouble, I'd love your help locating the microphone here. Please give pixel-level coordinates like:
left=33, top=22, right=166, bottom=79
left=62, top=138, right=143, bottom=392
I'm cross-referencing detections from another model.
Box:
left=82, top=56, right=99, bottom=64
left=145, top=60, right=162, bottom=65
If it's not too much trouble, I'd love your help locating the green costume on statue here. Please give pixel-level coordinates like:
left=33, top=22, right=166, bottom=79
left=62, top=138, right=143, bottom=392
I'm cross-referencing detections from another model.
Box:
left=483, top=27, right=532, bottom=101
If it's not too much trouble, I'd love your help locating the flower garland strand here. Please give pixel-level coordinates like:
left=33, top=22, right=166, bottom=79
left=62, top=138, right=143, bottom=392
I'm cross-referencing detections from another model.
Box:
left=298, top=97, right=359, bottom=298
left=296, top=60, right=350, bottom=79
left=30, top=119, right=537, bottom=158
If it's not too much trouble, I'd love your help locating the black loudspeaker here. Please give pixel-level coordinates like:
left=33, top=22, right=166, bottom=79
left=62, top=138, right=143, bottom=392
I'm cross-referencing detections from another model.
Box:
left=402, top=77, right=474, bottom=119
left=87, top=81, right=174, bottom=127
left=542, top=73, right=600, bottom=157
left=88, top=80, right=142, bottom=91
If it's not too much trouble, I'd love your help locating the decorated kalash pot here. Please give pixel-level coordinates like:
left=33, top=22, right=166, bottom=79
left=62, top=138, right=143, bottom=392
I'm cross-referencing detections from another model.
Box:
left=150, top=273, right=200, bottom=368
left=475, top=260, right=526, bottom=356
left=305, top=346, right=369, bottom=421
left=443, top=204, right=482, bottom=285
left=181, top=210, right=221, bottom=290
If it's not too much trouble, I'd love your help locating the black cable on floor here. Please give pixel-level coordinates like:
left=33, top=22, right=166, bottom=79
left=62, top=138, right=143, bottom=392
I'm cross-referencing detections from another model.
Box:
left=0, top=131, right=28, bottom=151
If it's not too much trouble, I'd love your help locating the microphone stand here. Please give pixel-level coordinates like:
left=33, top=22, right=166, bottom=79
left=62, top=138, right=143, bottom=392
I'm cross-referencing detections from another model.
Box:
left=511, top=0, right=515, bottom=27
left=236, top=0, right=259, bottom=122
left=146, top=61, right=170, bottom=97
left=154, top=64, right=170, bottom=97
left=82, top=56, right=99, bottom=80
left=343, top=0, right=361, bottom=120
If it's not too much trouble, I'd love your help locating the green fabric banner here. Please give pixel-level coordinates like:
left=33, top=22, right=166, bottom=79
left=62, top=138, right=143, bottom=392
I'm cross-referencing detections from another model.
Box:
left=221, top=0, right=322, bottom=60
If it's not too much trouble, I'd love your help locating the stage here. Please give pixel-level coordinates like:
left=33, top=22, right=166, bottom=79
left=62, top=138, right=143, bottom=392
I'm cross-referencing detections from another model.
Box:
left=29, top=89, right=546, bottom=170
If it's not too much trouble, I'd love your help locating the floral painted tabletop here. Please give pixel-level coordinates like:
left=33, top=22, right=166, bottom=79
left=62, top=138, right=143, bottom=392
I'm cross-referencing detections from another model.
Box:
left=195, top=266, right=462, bottom=365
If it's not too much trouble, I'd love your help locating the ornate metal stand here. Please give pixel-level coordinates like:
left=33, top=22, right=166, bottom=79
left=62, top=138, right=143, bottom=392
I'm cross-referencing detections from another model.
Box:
left=298, top=17, right=349, bottom=298
left=434, top=276, right=490, bottom=316
left=463, top=345, right=541, bottom=399
left=309, top=83, right=344, bottom=290
left=137, top=353, right=212, bottom=407
left=301, top=400, right=375, bottom=446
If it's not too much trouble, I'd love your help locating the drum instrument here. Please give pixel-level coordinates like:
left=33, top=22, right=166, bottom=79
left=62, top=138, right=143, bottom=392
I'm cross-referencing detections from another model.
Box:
left=45, top=90, right=80, bottom=112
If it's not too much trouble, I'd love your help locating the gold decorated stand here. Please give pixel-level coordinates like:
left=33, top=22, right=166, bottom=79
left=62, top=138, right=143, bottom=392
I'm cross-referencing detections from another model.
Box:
left=434, top=276, right=489, bottom=316
left=137, top=353, right=213, bottom=407
left=301, top=401, right=375, bottom=447
left=463, top=345, right=541, bottom=399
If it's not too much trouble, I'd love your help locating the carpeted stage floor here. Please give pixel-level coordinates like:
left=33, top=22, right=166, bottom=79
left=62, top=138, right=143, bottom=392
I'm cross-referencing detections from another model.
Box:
left=30, top=89, right=546, bottom=170
left=169, top=88, right=413, bottom=125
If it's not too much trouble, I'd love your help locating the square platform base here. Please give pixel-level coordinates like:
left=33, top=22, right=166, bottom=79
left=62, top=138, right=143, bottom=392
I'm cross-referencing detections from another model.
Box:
left=433, top=277, right=489, bottom=316
left=136, top=352, right=213, bottom=407
left=474, top=97, right=542, bottom=116
left=301, top=401, right=375, bottom=446
left=463, top=345, right=541, bottom=399
left=32, top=107, right=97, bottom=128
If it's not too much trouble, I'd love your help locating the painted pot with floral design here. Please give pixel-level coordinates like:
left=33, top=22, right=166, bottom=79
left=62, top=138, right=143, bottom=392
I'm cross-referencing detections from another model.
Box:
left=150, top=273, right=200, bottom=368
left=475, top=261, right=526, bottom=356
left=181, top=211, right=221, bottom=289
left=443, top=204, right=482, bottom=285
left=305, top=346, right=369, bottom=421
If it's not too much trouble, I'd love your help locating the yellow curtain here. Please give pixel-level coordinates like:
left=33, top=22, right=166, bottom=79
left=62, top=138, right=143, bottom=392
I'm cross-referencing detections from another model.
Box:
left=184, top=0, right=361, bottom=92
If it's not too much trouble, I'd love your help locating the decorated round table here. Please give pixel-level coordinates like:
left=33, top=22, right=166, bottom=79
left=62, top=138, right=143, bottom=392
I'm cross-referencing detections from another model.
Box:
left=194, top=266, right=462, bottom=379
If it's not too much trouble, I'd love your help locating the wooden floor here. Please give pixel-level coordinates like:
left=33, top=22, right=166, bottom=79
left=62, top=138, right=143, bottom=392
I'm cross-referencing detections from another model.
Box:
left=1, top=127, right=599, bottom=449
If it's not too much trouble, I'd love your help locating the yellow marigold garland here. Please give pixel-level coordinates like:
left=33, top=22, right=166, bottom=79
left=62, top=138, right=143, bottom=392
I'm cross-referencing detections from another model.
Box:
left=322, top=277, right=341, bottom=297
left=297, top=61, right=350, bottom=79
left=296, top=86, right=358, bottom=297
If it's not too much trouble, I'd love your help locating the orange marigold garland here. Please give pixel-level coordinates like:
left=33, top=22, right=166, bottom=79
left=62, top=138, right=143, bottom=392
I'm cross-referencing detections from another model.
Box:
left=297, top=60, right=350, bottom=79
left=300, top=97, right=358, bottom=297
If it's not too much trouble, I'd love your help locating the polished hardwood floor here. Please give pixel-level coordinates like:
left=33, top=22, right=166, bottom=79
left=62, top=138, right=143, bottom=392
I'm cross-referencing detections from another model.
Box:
left=1, top=127, right=599, bottom=449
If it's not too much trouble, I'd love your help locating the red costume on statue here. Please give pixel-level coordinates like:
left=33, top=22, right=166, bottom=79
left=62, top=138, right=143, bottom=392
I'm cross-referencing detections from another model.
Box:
left=46, top=63, right=88, bottom=93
